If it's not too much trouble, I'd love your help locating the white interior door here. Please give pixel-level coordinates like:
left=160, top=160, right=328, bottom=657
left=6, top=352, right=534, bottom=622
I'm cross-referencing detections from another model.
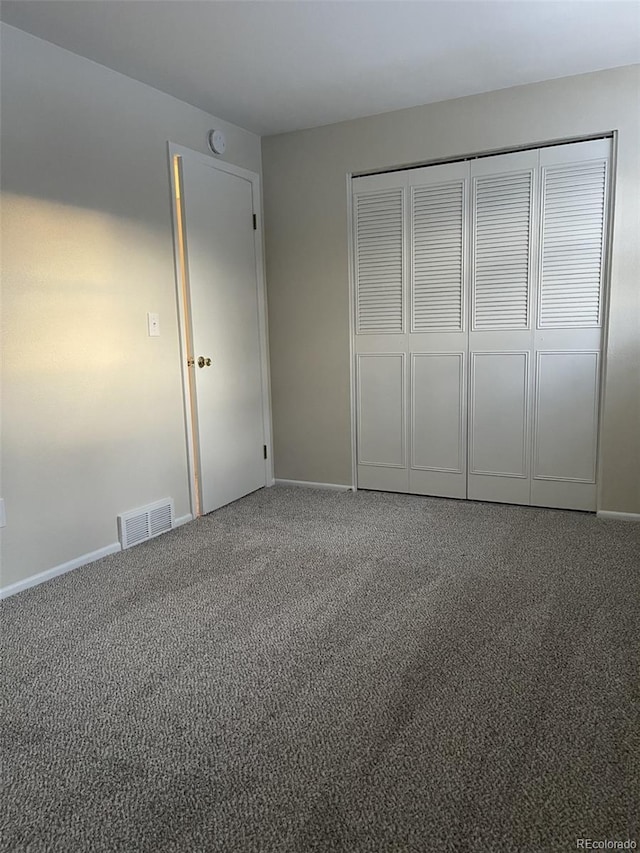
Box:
left=179, top=154, right=266, bottom=514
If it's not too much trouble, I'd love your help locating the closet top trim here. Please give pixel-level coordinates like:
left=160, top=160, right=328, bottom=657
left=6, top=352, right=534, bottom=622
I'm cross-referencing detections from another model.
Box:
left=352, top=132, right=614, bottom=180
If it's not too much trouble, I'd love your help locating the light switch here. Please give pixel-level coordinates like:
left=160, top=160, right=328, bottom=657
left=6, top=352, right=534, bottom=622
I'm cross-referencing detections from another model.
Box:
left=147, top=312, right=160, bottom=337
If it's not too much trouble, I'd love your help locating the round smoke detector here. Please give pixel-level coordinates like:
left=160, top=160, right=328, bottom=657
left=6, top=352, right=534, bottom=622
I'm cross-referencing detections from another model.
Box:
left=208, top=129, right=226, bottom=155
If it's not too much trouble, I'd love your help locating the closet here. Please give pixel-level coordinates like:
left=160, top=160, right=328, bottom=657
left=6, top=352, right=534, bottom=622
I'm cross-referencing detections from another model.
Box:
left=351, top=138, right=611, bottom=511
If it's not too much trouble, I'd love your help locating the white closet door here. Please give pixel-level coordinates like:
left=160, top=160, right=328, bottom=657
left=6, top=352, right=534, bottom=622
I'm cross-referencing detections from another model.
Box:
left=353, top=172, right=409, bottom=493
left=351, top=139, right=611, bottom=510
left=531, top=138, right=610, bottom=510
left=408, top=161, right=469, bottom=498
left=468, top=150, right=537, bottom=505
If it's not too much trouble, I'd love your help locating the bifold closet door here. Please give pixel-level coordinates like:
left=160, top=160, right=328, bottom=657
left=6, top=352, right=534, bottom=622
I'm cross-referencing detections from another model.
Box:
left=530, top=138, right=609, bottom=510
left=467, top=139, right=610, bottom=510
left=353, top=163, right=469, bottom=498
left=353, top=171, right=409, bottom=493
left=408, top=161, right=469, bottom=499
left=352, top=137, right=610, bottom=511
left=467, top=149, right=537, bottom=505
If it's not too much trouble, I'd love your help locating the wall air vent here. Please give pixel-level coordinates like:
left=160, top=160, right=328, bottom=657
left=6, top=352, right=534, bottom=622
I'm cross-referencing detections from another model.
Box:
left=117, top=498, right=174, bottom=549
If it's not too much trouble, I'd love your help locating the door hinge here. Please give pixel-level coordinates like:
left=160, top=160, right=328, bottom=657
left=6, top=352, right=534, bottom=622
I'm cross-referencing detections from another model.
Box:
left=253, top=213, right=257, bottom=230
left=263, top=444, right=268, bottom=460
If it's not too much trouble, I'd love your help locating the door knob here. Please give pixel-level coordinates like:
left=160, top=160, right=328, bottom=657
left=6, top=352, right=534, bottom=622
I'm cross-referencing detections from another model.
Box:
left=197, top=356, right=212, bottom=368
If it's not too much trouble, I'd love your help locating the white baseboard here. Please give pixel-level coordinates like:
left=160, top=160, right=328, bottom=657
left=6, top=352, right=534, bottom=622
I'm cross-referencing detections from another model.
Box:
left=1, top=512, right=194, bottom=601
left=275, top=478, right=354, bottom=492
left=597, top=510, right=640, bottom=522
left=0, top=542, right=122, bottom=600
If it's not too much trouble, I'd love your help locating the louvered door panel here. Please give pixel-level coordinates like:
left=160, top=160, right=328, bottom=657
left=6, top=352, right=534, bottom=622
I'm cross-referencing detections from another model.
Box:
left=355, top=189, right=404, bottom=334
left=473, top=171, right=532, bottom=329
left=539, top=161, right=607, bottom=328
left=352, top=173, right=408, bottom=494
left=412, top=181, right=464, bottom=331
left=468, top=150, right=537, bottom=506
left=407, top=162, right=468, bottom=500
left=532, top=138, right=611, bottom=511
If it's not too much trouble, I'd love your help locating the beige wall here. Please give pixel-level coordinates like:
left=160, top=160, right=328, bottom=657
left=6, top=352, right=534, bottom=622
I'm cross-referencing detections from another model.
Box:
left=262, top=65, right=640, bottom=513
left=0, top=24, right=262, bottom=588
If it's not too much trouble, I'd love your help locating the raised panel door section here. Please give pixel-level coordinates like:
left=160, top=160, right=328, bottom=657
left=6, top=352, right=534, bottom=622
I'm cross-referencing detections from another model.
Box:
left=468, top=352, right=530, bottom=504
left=410, top=353, right=466, bottom=498
left=357, top=353, right=409, bottom=492
left=531, top=351, right=599, bottom=510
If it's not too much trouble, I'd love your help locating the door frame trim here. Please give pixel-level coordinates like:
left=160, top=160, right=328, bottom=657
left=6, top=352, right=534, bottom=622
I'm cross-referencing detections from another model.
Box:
left=595, top=130, right=618, bottom=514
left=167, top=142, right=274, bottom=519
left=346, top=172, right=358, bottom=491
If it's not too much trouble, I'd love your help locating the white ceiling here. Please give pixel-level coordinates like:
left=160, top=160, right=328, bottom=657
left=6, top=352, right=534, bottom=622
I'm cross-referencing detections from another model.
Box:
left=2, top=1, right=639, bottom=136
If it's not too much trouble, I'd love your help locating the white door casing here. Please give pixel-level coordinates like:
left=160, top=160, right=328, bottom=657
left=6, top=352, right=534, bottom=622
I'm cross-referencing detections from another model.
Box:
left=169, top=144, right=273, bottom=516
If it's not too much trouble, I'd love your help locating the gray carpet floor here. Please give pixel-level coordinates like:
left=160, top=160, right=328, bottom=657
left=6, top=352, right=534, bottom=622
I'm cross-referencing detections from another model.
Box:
left=1, top=486, right=639, bottom=853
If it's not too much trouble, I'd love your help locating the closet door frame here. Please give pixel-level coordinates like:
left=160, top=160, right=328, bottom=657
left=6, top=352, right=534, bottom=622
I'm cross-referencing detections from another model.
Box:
left=595, top=132, right=618, bottom=514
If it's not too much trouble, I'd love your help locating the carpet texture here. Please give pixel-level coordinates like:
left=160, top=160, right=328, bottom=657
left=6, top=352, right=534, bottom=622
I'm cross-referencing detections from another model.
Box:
left=1, top=487, right=639, bottom=853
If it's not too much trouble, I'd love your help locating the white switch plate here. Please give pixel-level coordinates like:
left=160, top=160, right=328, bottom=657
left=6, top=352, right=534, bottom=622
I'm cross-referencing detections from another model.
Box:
left=147, top=312, right=160, bottom=336
left=0, top=499, right=6, bottom=528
